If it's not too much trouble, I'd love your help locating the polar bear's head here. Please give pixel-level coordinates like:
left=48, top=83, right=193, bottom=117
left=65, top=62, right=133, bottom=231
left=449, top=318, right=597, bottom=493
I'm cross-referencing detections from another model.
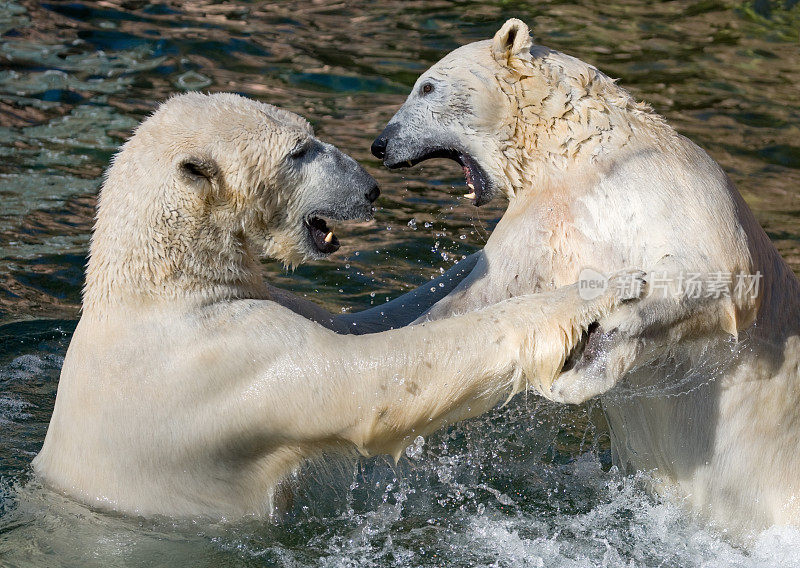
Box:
left=139, top=92, right=379, bottom=263
left=86, top=93, right=379, bottom=307
left=372, top=19, right=661, bottom=206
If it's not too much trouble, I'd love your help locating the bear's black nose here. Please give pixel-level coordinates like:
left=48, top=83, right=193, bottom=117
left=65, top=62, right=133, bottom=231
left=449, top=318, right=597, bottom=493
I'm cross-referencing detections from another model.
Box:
left=371, top=136, right=388, bottom=159
left=371, top=123, right=400, bottom=159
left=365, top=184, right=380, bottom=203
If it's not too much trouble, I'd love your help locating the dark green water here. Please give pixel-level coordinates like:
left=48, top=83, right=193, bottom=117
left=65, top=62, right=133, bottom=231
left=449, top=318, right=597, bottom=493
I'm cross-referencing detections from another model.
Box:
left=0, top=1, right=799, bottom=566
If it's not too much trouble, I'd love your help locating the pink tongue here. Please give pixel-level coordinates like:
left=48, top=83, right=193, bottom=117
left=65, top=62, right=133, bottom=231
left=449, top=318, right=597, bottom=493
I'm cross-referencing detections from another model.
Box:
left=462, top=164, right=474, bottom=186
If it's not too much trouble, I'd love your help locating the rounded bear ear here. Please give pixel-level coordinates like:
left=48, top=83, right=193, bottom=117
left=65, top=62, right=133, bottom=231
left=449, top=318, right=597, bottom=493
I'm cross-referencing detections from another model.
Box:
left=491, top=18, right=532, bottom=65
left=176, top=155, right=220, bottom=192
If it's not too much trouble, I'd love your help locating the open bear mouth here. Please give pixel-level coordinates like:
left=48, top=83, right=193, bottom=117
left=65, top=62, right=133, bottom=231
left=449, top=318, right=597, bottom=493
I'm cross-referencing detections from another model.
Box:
left=305, top=216, right=340, bottom=255
left=388, top=148, right=492, bottom=206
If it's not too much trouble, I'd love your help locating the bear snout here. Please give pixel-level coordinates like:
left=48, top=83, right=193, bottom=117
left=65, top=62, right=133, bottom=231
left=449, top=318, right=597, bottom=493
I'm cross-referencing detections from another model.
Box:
left=371, top=123, right=401, bottom=160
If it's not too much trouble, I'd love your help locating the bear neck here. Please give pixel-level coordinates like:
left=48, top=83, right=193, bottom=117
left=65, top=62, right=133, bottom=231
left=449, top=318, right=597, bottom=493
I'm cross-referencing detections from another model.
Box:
left=497, top=58, right=672, bottom=194
left=82, top=173, right=269, bottom=314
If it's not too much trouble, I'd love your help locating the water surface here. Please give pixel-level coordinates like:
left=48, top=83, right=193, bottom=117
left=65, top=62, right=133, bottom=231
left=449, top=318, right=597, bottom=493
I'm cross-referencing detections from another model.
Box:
left=1, top=1, right=799, bottom=566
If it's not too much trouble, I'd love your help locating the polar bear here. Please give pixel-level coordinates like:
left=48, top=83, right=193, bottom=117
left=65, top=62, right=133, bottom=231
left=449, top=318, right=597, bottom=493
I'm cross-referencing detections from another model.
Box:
left=372, top=19, right=800, bottom=534
left=31, top=92, right=642, bottom=519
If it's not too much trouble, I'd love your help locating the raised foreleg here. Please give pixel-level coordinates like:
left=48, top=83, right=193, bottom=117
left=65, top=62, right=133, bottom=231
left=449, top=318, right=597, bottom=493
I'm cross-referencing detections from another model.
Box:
left=237, top=271, right=644, bottom=459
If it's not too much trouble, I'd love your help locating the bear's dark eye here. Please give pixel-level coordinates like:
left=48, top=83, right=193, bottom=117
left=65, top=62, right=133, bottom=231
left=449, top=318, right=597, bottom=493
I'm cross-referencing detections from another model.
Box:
left=421, top=82, right=434, bottom=95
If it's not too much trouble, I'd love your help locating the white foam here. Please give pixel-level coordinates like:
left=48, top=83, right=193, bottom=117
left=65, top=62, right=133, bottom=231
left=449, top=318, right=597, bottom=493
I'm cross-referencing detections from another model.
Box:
left=0, top=395, right=32, bottom=424
left=3, top=353, right=63, bottom=382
